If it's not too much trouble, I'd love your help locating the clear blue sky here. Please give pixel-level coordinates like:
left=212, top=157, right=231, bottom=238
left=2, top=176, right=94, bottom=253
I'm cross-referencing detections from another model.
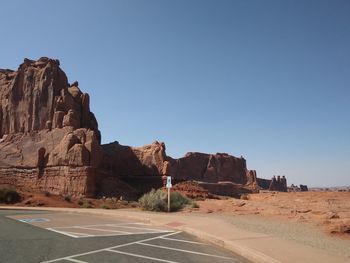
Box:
left=1, top=0, right=349, bottom=187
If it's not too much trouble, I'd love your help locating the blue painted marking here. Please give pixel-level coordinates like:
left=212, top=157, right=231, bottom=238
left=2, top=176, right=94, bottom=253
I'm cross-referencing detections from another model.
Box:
left=18, top=218, right=50, bottom=223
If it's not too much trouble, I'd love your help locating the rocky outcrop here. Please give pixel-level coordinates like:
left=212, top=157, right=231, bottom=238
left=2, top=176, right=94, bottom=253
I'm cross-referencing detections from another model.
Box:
left=99, top=141, right=166, bottom=194
left=0, top=57, right=100, bottom=141
left=268, top=175, right=287, bottom=192
left=0, top=57, right=264, bottom=198
left=100, top=142, right=259, bottom=195
left=0, top=58, right=102, bottom=196
left=168, top=152, right=253, bottom=185
left=100, top=141, right=166, bottom=176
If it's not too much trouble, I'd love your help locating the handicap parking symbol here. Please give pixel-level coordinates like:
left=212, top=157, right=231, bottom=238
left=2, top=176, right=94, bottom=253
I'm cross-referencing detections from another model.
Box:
left=18, top=218, right=50, bottom=223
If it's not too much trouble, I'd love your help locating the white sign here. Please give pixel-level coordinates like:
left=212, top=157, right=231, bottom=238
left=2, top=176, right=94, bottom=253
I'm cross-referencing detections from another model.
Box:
left=166, top=176, right=172, bottom=188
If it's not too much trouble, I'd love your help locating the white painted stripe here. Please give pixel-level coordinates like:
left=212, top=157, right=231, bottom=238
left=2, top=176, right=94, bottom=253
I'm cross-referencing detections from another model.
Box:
left=65, top=258, right=88, bottom=263
left=106, top=249, right=180, bottom=263
left=40, top=231, right=181, bottom=263
left=74, top=226, right=132, bottom=234
left=62, top=231, right=94, bottom=238
left=74, top=230, right=172, bottom=238
left=160, top=237, right=205, bottom=245
left=46, top=228, right=79, bottom=238
left=46, top=228, right=93, bottom=238
left=48, top=227, right=172, bottom=239
left=107, top=225, right=169, bottom=232
left=52, top=222, right=145, bottom=229
left=137, top=242, right=233, bottom=260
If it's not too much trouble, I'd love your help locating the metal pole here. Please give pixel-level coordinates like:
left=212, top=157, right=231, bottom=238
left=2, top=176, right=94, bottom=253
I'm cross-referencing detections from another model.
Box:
left=167, top=187, right=170, bottom=212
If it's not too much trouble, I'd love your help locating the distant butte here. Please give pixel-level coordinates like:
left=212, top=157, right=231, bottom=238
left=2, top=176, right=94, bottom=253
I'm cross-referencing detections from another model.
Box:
left=0, top=57, right=286, bottom=198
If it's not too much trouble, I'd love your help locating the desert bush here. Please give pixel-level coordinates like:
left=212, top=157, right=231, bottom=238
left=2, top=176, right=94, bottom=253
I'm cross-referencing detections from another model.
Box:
left=0, top=187, right=21, bottom=204
left=100, top=204, right=110, bottom=209
left=82, top=202, right=92, bottom=208
left=139, top=189, right=197, bottom=212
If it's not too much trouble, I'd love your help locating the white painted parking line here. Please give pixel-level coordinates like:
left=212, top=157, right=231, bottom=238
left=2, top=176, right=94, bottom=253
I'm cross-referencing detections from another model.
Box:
left=52, top=222, right=150, bottom=229
left=41, top=231, right=182, bottom=263
left=137, top=242, right=233, bottom=260
left=107, top=224, right=170, bottom=233
left=74, top=226, right=132, bottom=234
left=106, top=249, right=180, bottom=263
left=160, top=236, right=205, bottom=245
left=65, top=258, right=88, bottom=263
left=45, top=223, right=173, bottom=238
left=46, top=228, right=93, bottom=238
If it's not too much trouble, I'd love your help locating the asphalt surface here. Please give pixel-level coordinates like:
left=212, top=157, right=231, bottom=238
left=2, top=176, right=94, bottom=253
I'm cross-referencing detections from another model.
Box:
left=0, top=209, right=249, bottom=263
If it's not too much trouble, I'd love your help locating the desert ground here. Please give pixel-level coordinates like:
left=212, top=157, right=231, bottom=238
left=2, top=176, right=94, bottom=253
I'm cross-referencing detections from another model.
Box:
left=194, top=191, right=350, bottom=239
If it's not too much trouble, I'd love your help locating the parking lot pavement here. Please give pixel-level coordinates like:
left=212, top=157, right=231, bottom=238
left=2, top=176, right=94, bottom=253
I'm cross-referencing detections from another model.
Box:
left=0, top=209, right=249, bottom=263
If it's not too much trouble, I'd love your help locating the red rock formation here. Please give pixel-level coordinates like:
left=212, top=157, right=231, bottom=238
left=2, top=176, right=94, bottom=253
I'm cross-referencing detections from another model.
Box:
left=168, top=152, right=253, bottom=185
left=268, top=175, right=287, bottom=192
left=100, top=141, right=166, bottom=176
left=0, top=57, right=263, bottom=198
left=99, top=141, right=166, bottom=194
left=0, top=58, right=102, bottom=197
left=0, top=58, right=100, bottom=140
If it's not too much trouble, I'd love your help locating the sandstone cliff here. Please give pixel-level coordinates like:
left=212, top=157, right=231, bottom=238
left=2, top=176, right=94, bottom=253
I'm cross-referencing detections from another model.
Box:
left=168, top=152, right=249, bottom=184
left=0, top=57, right=263, bottom=198
left=0, top=57, right=100, bottom=140
left=100, top=141, right=166, bottom=176
left=0, top=58, right=102, bottom=196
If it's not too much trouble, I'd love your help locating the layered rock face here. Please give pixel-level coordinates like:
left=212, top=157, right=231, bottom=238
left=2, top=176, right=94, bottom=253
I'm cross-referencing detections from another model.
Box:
left=168, top=152, right=258, bottom=196
left=99, top=141, right=167, bottom=194
left=0, top=58, right=102, bottom=196
left=0, top=58, right=100, bottom=140
left=0, top=57, right=262, bottom=198
left=100, top=141, right=166, bottom=176
left=169, top=152, right=250, bottom=184
left=100, top=143, right=259, bottom=196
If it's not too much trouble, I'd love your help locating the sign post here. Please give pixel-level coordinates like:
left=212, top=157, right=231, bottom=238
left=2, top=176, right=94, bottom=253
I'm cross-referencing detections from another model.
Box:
left=166, top=176, right=172, bottom=212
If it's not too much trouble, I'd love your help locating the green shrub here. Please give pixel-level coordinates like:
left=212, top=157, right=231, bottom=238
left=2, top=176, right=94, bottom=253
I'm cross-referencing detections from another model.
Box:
left=138, top=189, right=166, bottom=212
left=100, top=204, right=110, bottom=209
left=82, top=202, right=92, bottom=208
left=0, top=187, right=21, bottom=204
left=139, top=189, right=197, bottom=212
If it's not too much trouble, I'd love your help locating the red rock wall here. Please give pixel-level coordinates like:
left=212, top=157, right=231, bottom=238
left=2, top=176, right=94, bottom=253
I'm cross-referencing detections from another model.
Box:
left=0, top=57, right=100, bottom=141
left=0, top=57, right=261, bottom=198
left=169, top=152, right=250, bottom=185
left=100, top=141, right=167, bottom=176
left=0, top=166, right=96, bottom=197
left=0, top=58, right=102, bottom=197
